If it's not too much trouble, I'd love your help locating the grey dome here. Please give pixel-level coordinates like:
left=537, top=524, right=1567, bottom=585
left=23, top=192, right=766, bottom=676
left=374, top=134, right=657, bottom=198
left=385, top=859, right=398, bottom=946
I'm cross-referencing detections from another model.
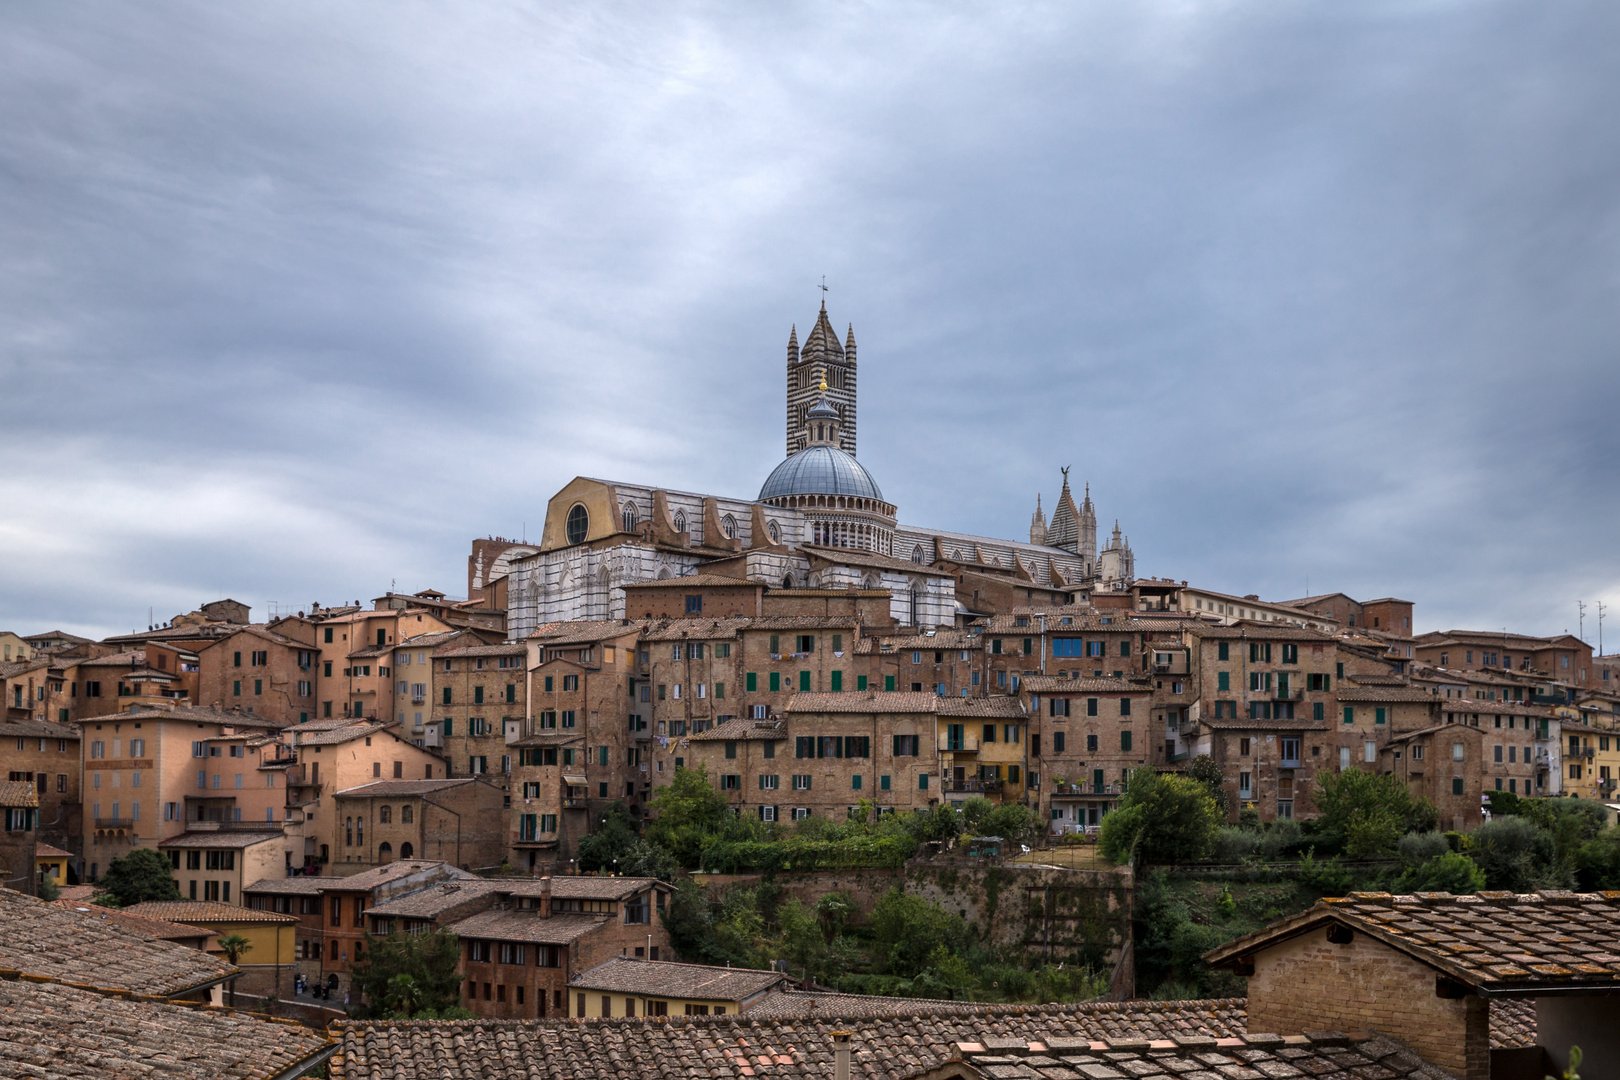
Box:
left=759, top=445, right=885, bottom=502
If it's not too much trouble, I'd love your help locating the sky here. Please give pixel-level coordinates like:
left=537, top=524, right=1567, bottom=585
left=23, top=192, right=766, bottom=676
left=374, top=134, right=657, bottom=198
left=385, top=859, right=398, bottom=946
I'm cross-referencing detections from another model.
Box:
left=2, top=2, right=1617, bottom=645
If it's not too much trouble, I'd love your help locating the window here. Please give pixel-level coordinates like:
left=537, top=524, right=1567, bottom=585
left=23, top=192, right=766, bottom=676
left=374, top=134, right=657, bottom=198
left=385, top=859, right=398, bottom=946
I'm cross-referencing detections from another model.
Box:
left=851, top=774, right=863, bottom=790
left=746, top=672, right=757, bottom=692
left=1120, top=730, right=1133, bottom=751
left=1052, top=731, right=1065, bottom=753
left=1086, top=733, right=1098, bottom=752
left=721, top=774, right=741, bottom=790
left=1119, top=697, right=1131, bottom=717
left=1217, top=671, right=1229, bottom=691
left=685, top=595, right=702, bottom=614
left=1217, top=642, right=1229, bottom=661
left=793, top=775, right=812, bottom=790
left=1086, top=698, right=1098, bottom=716
left=566, top=504, right=589, bottom=544
left=1343, top=706, right=1354, bottom=724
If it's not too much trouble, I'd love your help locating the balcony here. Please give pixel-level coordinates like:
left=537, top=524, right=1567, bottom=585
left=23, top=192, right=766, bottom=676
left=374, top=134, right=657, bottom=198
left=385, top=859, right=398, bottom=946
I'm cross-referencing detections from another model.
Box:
left=93, top=818, right=134, bottom=830
left=1050, top=782, right=1119, bottom=798
left=943, top=778, right=1003, bottom=794
left=562, top=798, right=586, bottom=809
left=939, top=735, right=979, bottom=753
left=1272, top=687, right=1305, bottom=702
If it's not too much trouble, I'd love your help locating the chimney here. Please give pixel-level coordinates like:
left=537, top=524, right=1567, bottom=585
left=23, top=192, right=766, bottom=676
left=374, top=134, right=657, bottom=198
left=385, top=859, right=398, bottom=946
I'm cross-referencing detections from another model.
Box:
left=539, top=876, right=551, bottom=918
left=832, top=1032, right=851, bottom=1080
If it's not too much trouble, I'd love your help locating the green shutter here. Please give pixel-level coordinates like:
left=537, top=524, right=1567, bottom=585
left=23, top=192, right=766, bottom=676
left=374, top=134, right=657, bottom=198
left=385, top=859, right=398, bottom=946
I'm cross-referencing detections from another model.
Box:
left=770, top=672, right=781, bottom=692
left=884, top=675, right=895, bottom=691
left=746, top=672, right=757, bottom=691
left=1343, top=707, right=1353, bottom=724
left=1121, top=730, right=1132, bottom=751
left=857, top=675, right=867, bottom=691
left=444, top=718, right=453, bottom=736
left=1217, top=672, right=1229, bottom=691
left=1093, top=768, right=1105, bottom=789
left=1376, top=708, right=1387, bottom=725
left=830, top=670, right=842, bottom=692
left=599, top=745, right=609, bottom=766
left=799, top=671, right=811, bottom=692
left=919, top=773, right=928, bottom=790
left=1218, top=642, right=1229, bottom=661
left=770, top=635, right=780, bottom=654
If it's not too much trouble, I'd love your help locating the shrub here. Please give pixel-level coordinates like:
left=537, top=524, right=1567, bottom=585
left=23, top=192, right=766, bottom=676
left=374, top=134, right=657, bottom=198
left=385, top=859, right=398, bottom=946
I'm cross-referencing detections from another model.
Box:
left=1471, top=815, right=1560, bottom=891
left=1213, top=827, right=1258, bottom=863
left=1397, top=831, right=1451, bottom=864
left=1391, top=850, right=1486, bottom=895
left=1099, top=768, right=1221, bottom=865
left=96, top=848, right=181, bottom=907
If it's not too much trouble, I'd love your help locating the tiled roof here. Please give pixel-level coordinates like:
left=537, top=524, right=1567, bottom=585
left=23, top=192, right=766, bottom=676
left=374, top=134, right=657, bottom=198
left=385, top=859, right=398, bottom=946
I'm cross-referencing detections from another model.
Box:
left=800, top=545, right=952, bottom=576
left=0, top=975, right=332, bottom=1080
left=785, top=691, right=940, bottom=714
left=0, top=780, right=39, bottom=807
left=292, top=721, right=390, bottom=745
left=334, top=778, right=485, bottom=798
left=1435, top=699, right=1561, bottom=717
left=741, top=615, right=866, bottom=631
left=530, top=620, right=648, bottom=646
left=366, top=879, right=505, bottom=918
left=446, top=909, right=606, bottom=945
left=1206, top=891, right=1620, bottom=991
left=328, top=999, right=1249, bottom=1080
left=0, top=887, right=234, bottom=996
left=622, top=575, right=762, bottom=589
left=639, top=617, right=753, bottom=642
left=157, top=830, right=285, bottom=849
left=982, top=615, right=1162, bottom=635
left=1347, top=673, right=1415, bottom=686
left=937, top=697, right=1026, bottom=718
left=1198, top=716, right=1333, bottom=731
left=0, top=718, right=80, bottom=739
left=865, top=629, right=979, bottom=650
left=1489, top=998, right=1537, bottom=1049
left=1335, top=686, right=1438, bottom=703
left=243, top=876, right=343, bottom=895
left=110, top=704, right=290, bottom=729
left=325, top=861, right=477, bottom=893
left=690, top=716, right=787, bottom=741
left=569, top=957, right=787, bottom=1000
left=1017, top=676, right=1146, bottom=694
left=124, top=900, right=298, bottom=925
left=501, top=876, right=666, bottom=902
left=433, top=642, right=526, bottom=657
left=35, top=842, right=73, bottom=858
left=745, top=988, right=982, bottom=1019
left=1187, top=624, right=1337, bottom=642
left=50, top=900, right=211, bottom=941
left=957, top=1031, right=1448, bottom=1080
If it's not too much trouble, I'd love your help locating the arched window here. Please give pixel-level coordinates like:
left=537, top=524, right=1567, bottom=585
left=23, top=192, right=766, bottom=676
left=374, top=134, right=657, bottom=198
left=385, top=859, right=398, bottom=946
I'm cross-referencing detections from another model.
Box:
left=400, top=841, right=414, bottom=859
left=345, top=818, right=353, bottom=846
left=783, top=575, right=794, bottom=588
left=566, top=504, right=589, bottom=545
left=402, top=805, right=414, bottom=824
left=767, top=521, right=780, bottom=543
left=377, top=841, right=393, bottom=863
left=379, top=805, right=391, bottom=824
left=911, top=544, right=925, bottom=564
left=721, top=514, right=736, bottom=539
left=673, top=510, right=687, bottom=533
left=356, top=816, right=364, bottom=846
left=622, top=503, right=638, bottom=532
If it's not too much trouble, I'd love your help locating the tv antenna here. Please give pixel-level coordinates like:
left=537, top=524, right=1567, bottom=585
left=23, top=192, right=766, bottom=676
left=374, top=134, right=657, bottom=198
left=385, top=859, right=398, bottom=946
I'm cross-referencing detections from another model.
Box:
left=1599, top=601, right=1607, bottom=656
left=1578, top=600, right=1587, bottom=642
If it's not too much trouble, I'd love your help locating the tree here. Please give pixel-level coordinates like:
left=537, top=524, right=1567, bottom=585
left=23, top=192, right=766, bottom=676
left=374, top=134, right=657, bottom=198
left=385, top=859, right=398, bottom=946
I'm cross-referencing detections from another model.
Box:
left=645, top=765, right=731, bottom=868
left=216, top=934, right=254, bottom=1006
left=1184, top=755, right=1231, bottom=814
left=1472, top=815, right=1561, bottom=891
left=96, top=847, right=182, bottom=907
left=577, top=801, right=638, bottom=872
left=1099, top=768, right=1221, bottom=865
left=869, top=888, right=968, bottom=977
left=347, top=929, right=470, bottom=1019
left=1312, top=769, right=1435, bottom=859
left=978, top=803, right=1036, bottom=842
left=1392, top=850, right=1486, bottom=894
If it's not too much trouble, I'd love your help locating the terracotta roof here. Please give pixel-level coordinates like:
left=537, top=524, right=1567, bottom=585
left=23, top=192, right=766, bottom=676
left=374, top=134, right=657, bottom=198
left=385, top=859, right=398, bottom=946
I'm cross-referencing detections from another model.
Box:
left=0, top=975, right=332, bottom=1080
left=109, top=704, right=290, bottom=729
left=958, top=1031, right=1447, bottom=1080
left=157, top=830, right=285, bottom=850
left=1198, top=716, right=1334, bottom=731
left=432, top=642, right=526, bottom=657
left=937, top=697, right=1026, bottom=718
left=983, top=615, right=1162, bottom=635
left=292, top=721, right=391, bottom=745
left=639, top=617, right=753, bottom=642
left=530, top=621, right=648, bottom=646
left=0, top=718, right=80, bottom=739
left=328, top=998, right=1249, bottom=1080
left=1018, top=676, right=1146, bottom=694
left=324, top=861, right=478, bottom=893
left=801, top=545, right=953, bottom=576
left=334, top=778, right=486, bottom=798
left=689, top=716, right=787, bottom=741
left=50, top=900, right=211, bottom=942
left=1489, top=998, right=1537, bottom=1049
left=124, top=900, right=298, bottom=925
left=745, top=988, right=982, bottom=1019
left=0, top=780, right=39, bottom=807
left=1206, top=891, right=1620, bottom=991
left=446, top=909, right=606, bottom=945
left=865, top=629, right=978, bottom=650
left=785, top=691, right=940, bottom=714
left=243, top=876, right=343, bottom=895
left=34, top=842, right=72, bottom=858
left=1347, top=673, right=1415, bottom=686
left=1335, top=686, right=1438, bottom=703
left=569, top=957, right=788, bottom=1000
left=1187, top=624, right=1337, bottom=642
left=366, top=879, right=505, bottom=918
left=0, top=887, right=234, bottom=996
left=622, top=575, right=761, bottom=589
left=742, top=616, right=867, bottom=631
left=501, top=876, right=666, bottom=902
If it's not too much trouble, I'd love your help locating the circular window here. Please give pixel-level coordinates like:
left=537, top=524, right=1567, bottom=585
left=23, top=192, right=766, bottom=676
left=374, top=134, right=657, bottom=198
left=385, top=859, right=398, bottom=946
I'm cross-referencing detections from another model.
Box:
left=566, top=504, right=589, bottom=545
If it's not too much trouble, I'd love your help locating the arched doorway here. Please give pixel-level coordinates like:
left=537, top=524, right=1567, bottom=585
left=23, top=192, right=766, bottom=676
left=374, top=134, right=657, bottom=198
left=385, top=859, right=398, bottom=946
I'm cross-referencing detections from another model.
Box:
left=400, top=841, right=414, bottom=859
left=377, top=841, right=393, bottom=863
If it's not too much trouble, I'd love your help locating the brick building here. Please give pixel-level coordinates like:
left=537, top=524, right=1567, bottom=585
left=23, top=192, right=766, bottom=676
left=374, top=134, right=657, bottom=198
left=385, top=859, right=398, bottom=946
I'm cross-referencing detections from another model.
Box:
left=3, top=718, right=81, bottom=860
left=330, top=777, right=506, bottom=872
left=1021, top=677, right=1154, bottom=831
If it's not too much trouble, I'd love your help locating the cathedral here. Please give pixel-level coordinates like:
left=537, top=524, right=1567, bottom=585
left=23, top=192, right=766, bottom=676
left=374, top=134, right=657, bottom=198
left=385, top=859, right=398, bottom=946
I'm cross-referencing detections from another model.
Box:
left=491, top=303, right=1135, bottom=638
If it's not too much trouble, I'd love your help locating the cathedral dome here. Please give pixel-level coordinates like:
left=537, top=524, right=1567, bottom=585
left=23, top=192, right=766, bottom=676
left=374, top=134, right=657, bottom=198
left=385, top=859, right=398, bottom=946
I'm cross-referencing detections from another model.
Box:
left=758, top=444, right=885, bottom=502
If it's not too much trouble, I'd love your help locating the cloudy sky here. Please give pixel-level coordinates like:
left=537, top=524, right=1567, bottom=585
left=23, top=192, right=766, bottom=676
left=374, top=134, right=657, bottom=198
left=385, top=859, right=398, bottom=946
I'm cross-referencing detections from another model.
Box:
left=2, top=2, right=1617, bottom=644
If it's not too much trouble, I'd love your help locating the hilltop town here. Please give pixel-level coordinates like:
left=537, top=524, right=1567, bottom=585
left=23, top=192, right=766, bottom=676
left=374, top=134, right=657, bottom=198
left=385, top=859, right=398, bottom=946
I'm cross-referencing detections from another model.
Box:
left=3, top=306, right=1616, bottom=1079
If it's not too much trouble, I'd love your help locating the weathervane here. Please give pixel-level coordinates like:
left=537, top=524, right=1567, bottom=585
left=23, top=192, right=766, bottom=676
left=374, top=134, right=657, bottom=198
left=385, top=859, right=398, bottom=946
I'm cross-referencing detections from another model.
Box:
left=820, top=275, right=828, bottom=300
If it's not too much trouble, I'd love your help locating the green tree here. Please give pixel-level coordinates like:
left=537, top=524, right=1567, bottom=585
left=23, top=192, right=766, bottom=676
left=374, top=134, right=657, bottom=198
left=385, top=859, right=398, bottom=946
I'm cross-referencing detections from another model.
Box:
left=645, top=765, right=731, bottom=868
left=95, top=847, right=181, bottom=907
left=1392, top=850, right=1486, bottom=894
left=347, top=929, right=470, bottom=1019
left=1184, top=755, right=1231, bottom=814
left=216, top=934, right=254, bottom=1006
left=869, top=888, right=969, bottom=977
left=1472, top=815, right=1561, bottom=891
left=577, top=801, right=638, bottom=872
left=35, top=876, right=60, bottom=901
left=1312, top=769, right=1435, bottom=858
left=979, top=803, right=1036, bottom=842
left=1099, top=768, right=1221, bottom=865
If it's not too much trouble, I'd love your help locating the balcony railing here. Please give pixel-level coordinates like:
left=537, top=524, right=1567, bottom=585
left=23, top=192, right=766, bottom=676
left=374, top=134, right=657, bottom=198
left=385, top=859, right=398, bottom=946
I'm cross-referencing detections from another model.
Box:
left=1050, top=781, right=1120, bottom=797
left=94, top=818, right=134, bottom=829
left=943, top=778, right=1003, bottom=794
left=939, top=735, right=979, bottom=752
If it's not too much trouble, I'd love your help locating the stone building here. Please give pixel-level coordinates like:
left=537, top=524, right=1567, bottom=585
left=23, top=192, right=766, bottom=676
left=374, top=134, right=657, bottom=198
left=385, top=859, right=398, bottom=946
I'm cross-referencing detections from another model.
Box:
left=3, top=718, right=81, bottom=861
left=330, top=777, right=506, bottom=872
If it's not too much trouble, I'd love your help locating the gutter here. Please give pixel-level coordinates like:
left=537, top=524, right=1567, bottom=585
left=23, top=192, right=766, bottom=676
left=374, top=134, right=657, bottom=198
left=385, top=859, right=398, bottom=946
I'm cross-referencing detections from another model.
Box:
left=268, top=1043, right=338, bottom=1080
